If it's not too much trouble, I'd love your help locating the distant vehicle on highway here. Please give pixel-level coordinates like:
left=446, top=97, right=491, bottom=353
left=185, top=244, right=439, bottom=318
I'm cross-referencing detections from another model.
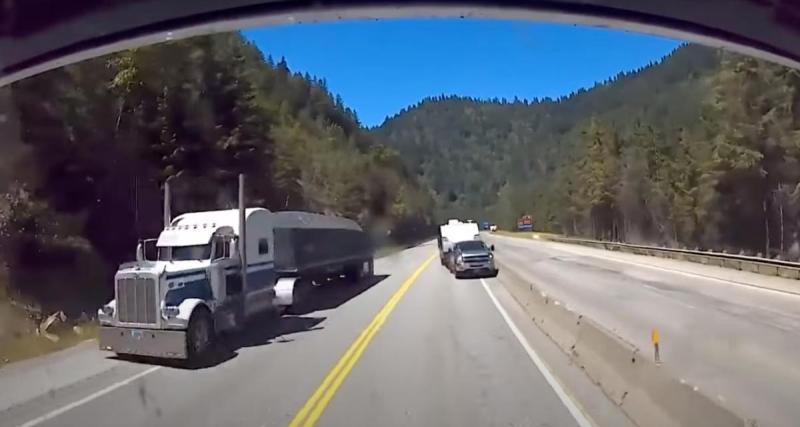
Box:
left=451, top=240, right=498, bottom=279
left=481, top=221, right=490, bottom=230
left=490, top=224, right=498, bottom=232
left=437, top=219, right=481, bottom=267
left=98, top=175, right=373, bottom=365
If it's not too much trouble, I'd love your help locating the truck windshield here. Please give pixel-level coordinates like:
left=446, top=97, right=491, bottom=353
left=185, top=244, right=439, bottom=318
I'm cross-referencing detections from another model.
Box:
left=159, top=245, right=212, bottom=261
left=456, top=241, right=486, bottom=251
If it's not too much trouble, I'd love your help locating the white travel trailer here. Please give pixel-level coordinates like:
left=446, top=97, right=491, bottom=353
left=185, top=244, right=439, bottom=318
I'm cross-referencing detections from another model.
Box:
left=436, top=219, right=481, bottom=267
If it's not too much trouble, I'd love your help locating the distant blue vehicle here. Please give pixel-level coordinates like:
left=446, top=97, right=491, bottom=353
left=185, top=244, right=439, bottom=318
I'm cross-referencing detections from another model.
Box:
left=481, top=221, right=490, bottom=230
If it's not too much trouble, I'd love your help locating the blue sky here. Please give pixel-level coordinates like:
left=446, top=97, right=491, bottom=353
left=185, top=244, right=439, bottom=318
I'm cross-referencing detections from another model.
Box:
left=244, top=19, right=680, bottom=127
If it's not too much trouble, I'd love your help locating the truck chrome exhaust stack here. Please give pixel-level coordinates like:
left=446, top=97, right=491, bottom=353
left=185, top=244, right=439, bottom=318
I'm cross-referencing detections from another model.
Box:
left=163, top=176, right=172, bottom=229
left=239, top=174, right=247, bottom=291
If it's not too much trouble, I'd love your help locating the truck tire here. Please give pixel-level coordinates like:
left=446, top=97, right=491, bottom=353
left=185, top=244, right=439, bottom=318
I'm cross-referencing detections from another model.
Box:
left=345, top=259, right=373, bottom=283
left=285, top=279, right=312, bottom=314
left=361, top=259, right=374, bottom=279
left=185, top=307, right=215, bottom=367
left=344, top=264, right=360, bottom=283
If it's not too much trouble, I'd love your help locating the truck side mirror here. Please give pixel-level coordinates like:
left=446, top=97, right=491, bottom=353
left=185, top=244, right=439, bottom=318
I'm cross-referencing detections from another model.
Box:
left=136, top=242, right=145, bottom=262
left=490, top=245, right=495, bottom=251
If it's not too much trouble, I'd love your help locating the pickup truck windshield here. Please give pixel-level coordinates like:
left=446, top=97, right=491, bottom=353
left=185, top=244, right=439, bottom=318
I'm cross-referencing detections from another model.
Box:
left=456, top=241, right=487, bottom=251
left=159, top=245, right=212, bottom=261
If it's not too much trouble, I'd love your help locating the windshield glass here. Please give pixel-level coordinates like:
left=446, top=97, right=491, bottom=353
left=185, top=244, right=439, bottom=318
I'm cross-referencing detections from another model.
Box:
left=160, top=245, right=211, bottom=261
left=456, top=241, right=487, bottom=251
left=3, top=10, right=800, bottom=427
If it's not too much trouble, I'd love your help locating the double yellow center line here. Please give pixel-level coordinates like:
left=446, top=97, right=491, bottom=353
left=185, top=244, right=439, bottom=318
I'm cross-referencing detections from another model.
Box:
left=288, top=253, right=436, bottom=427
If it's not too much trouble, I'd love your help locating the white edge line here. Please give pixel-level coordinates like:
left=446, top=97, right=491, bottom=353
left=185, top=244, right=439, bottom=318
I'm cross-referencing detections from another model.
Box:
left=15, top=366, right=160, bottom=427
left=480, top=278, right=594, bottom=427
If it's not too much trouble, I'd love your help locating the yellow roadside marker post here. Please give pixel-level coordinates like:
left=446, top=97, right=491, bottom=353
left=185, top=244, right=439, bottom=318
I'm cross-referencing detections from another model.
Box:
left=652, top=328, right=661, bottom=364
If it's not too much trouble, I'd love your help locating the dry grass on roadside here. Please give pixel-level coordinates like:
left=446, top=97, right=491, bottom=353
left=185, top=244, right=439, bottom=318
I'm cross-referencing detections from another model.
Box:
left=0, top=319, right=98, bottom=366
left=0, top=285, right=98, bottom=366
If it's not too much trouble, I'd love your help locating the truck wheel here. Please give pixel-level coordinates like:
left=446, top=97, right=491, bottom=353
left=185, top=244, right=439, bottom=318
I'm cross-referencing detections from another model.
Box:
left=186, top=308, right=214, bottom=367
left=286, top=279, right=312, bottom=314
left=344, top=264, right=360, bottom=283
left=360, top=259, right=374, bottom=279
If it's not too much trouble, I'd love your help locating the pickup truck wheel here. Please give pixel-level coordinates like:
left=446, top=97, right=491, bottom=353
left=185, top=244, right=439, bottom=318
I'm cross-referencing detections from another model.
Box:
left=186, top=308, right=214, bottom=366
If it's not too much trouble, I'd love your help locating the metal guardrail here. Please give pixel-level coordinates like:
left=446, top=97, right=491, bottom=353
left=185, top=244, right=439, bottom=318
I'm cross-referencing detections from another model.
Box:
left=542, top=235, right=800, bottom=280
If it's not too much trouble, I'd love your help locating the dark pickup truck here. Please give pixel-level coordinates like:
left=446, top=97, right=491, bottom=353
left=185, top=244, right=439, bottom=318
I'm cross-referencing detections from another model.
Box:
left=450, top=240, right=499, bottom=279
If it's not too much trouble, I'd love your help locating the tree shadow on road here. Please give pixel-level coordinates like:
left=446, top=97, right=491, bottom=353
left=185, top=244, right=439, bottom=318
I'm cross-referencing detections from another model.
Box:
left=113, top=312, right=326, bottom=370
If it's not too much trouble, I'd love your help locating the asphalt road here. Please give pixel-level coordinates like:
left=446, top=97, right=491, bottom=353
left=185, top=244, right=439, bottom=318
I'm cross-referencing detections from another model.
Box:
left=0, top=241, right=611, bottom=427
left=486, top=233, right=800, bottom=427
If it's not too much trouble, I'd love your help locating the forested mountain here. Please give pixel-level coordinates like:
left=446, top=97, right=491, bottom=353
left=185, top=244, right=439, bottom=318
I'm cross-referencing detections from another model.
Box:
left=376, top=44, right=800, bottom=259
left=0, top=33, right=433, bottom=313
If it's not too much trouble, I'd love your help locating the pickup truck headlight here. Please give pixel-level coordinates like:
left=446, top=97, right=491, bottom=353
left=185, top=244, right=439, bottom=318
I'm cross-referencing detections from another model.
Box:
left=456, top=255, right=464, bottom=265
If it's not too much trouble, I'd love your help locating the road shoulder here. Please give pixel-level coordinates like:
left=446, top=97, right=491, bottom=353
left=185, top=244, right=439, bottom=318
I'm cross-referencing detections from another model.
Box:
left=482, top=275, right=637, bottom=427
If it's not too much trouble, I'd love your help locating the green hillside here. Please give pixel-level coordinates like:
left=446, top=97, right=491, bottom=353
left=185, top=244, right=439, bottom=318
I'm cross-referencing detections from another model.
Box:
left=0, top=32, right=433, bottom=313
left=377, top=44, right=800, bottom=257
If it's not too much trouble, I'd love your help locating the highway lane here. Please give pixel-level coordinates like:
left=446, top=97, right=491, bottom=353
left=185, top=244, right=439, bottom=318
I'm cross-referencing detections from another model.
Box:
left=0, top=241, right=604, bottom=427
left=486, top=233, right=800, bottom=427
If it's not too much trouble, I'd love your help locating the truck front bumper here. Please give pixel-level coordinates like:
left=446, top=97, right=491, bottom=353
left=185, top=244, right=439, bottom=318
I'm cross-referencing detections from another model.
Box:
left=99, top=326, right=188, bottom=359
left=454, top=262, right=498, bottom=277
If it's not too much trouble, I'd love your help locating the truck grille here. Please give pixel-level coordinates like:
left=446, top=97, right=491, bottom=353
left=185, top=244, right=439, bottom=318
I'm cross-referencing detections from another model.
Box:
left=117, top=277, right=157, bottom=324
left=464, top=255, right=490, bottom=265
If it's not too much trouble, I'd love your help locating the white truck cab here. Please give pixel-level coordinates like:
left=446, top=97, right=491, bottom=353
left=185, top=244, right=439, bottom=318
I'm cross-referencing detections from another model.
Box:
left=99, top=207, right=275, bottom=360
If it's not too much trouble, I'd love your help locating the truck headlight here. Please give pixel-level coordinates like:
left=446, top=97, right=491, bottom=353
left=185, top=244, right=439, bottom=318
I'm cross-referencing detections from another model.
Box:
left=98, top=301, right=115, bottom=324
left=161, top=306, right=179, bottom=319
left=456, top=255, right=464, bottom=265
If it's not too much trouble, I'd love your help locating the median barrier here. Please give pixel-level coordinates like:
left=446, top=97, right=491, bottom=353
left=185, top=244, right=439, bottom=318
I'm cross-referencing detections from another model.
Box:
left=758, top=264, right=778, bottom=276
left=538, top=299, right=580, bottom=352
left=778, top=266, right=799, bottom=279
left=494, top=259, right=745, bottom=427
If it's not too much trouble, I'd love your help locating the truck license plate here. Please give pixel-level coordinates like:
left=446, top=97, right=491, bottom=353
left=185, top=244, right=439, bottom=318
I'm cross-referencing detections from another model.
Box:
left=131, top=330, right=144, bottom=340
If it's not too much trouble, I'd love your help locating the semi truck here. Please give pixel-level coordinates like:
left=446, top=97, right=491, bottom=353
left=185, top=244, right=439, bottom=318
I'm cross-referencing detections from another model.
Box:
left=436, top=219, right=481, bottom=269
left=98, top=175, right=373, bottom=363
